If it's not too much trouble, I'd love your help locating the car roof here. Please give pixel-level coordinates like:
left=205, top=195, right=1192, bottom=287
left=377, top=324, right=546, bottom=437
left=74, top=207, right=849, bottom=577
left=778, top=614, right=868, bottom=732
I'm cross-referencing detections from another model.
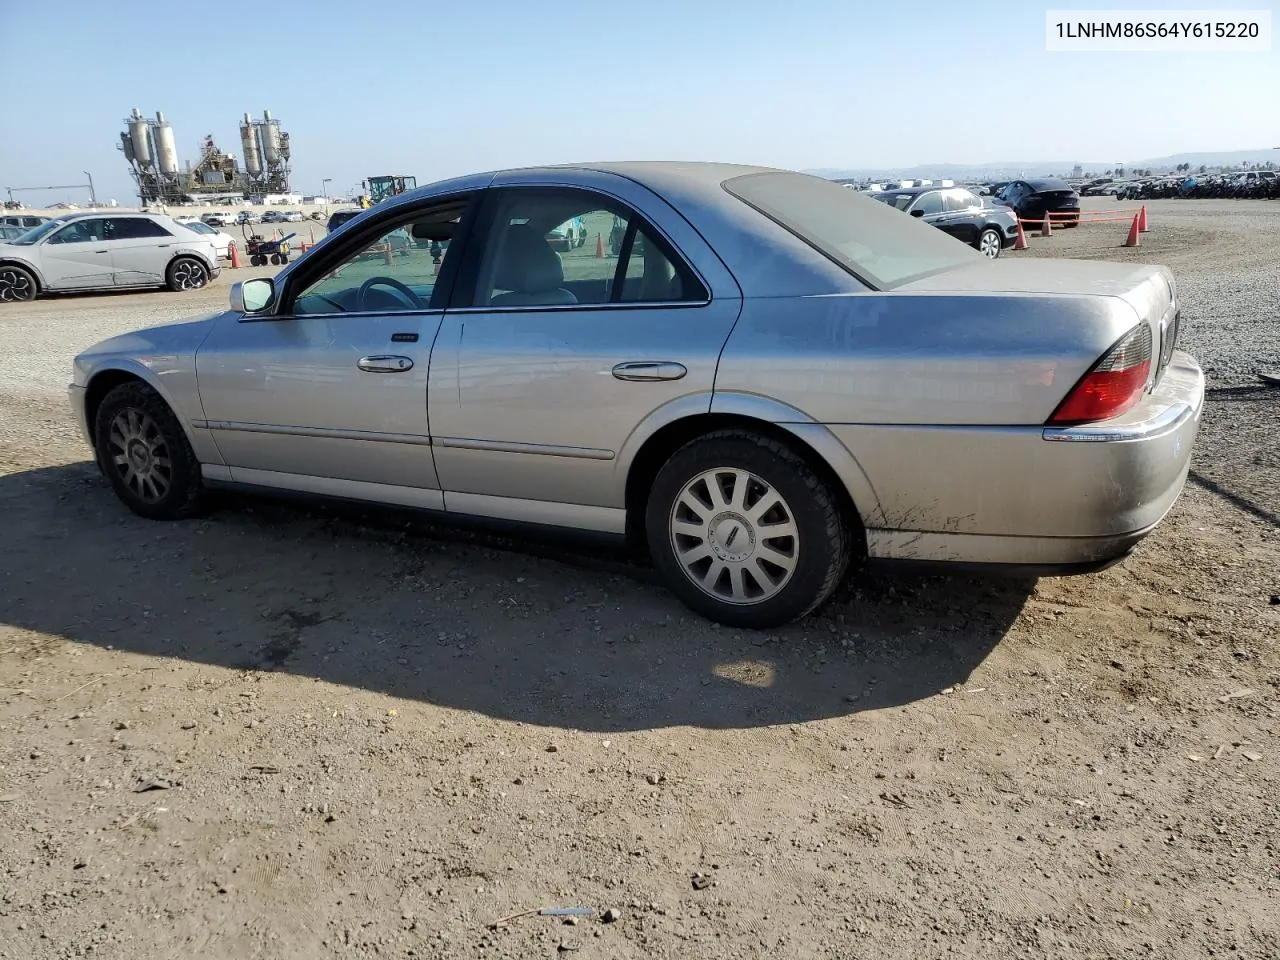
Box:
left=1025, top=178, right=1072, bottom=190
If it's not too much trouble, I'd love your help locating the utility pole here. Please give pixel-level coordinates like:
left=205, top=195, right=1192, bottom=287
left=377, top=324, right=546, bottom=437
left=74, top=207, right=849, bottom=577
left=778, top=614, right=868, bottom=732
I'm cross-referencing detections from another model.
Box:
left=84, top=171, right=97, bottom=207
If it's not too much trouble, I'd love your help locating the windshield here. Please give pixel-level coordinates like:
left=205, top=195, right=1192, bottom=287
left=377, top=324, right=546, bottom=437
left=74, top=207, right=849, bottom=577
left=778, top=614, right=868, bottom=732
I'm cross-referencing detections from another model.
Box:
left=722, top=172, right=982, bottom=289
left=9, top=218, right=70, bottom=245
left=183, top=222, right=215, bottom=235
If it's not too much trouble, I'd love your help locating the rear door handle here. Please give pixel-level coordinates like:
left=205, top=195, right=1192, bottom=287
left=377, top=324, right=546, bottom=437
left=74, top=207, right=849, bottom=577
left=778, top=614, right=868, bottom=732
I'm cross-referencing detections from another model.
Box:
left=96, top=250, right=110, bottom=254
left=612, top=361, right=687, bottom=382
left=357, top=355, right=414, bottom=373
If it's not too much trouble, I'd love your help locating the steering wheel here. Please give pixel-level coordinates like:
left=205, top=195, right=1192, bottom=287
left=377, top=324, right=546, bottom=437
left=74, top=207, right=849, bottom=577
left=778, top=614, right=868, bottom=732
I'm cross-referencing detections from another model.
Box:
left=356, top=276, right=426, bottom=312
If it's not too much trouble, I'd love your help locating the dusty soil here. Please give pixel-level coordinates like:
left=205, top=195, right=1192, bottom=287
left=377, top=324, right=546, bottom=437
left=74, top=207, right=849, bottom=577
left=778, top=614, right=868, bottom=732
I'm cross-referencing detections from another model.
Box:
left=0, top=198, right=1277, bottom=960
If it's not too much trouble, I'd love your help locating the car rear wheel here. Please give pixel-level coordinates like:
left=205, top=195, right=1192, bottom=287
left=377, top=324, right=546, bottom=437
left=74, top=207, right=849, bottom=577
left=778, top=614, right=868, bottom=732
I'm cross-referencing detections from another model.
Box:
left=93, top=381, right=206, bottom=520
left=978, top=228, right=1002, bottom=258
left=0, top=264, right=37, bottom=302
left=167, top=257, right=209, bottom=292
left=645, top=430, right=852, bottom=628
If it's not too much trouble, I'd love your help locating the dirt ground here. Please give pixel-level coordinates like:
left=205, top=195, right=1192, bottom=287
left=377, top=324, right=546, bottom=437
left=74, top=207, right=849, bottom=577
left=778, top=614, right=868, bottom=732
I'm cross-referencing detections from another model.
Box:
left=0, top=197, right=1277, bottom=960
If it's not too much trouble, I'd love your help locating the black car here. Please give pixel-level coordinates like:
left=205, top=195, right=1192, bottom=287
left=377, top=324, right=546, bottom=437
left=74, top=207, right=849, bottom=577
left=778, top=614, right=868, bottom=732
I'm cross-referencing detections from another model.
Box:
left=994, top=178, right=1081, bottom=227
left=873, top=186, right=1019, bottom=258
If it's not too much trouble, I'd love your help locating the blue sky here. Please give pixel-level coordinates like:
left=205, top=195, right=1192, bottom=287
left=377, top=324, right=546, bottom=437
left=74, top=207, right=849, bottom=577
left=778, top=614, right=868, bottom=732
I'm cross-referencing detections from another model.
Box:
left=2, top=0, right=1276, bottom=204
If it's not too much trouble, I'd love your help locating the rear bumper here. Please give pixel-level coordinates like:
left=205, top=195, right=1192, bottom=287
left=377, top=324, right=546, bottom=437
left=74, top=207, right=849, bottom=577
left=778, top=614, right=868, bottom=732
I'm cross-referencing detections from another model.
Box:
left=832, top=350, right=1205, bottom=569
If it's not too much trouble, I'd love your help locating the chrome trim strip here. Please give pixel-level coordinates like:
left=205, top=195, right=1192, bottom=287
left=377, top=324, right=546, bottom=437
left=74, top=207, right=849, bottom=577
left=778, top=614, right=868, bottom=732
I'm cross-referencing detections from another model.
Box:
left=201, top=420, right=433, bottom=446
left=434, top=436, right=614, bottom=460
left=444, top=491, right=625, bottom=534
left=447, top=298, right=711, bottom=315
left=1041, top=401, right=1192, bottom=443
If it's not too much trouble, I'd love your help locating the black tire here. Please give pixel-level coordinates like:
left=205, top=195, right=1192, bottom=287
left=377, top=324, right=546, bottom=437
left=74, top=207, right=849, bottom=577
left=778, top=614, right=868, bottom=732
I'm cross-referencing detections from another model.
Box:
left=166, top=256, right=209, bottom=292
left=93, top=381, right=206, bottom=521
left=977, top=227, right=1002, bottom=259
left=644, top=430, right=853, bottom=628
left=0, top=263, right=38, bottom=302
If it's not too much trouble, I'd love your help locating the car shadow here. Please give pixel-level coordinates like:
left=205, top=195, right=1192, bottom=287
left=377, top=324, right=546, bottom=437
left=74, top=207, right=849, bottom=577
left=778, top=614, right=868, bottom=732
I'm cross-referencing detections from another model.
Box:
left=0, top=463, right=1032, bottom=733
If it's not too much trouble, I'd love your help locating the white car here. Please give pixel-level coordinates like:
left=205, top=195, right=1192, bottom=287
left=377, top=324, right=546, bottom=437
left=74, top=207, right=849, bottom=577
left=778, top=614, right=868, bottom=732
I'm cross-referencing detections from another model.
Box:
left=280, top=210, right=305, bottom=222
left=179, top=220, right=235, bottom=259
left=201, top=211, right=238, bottom=228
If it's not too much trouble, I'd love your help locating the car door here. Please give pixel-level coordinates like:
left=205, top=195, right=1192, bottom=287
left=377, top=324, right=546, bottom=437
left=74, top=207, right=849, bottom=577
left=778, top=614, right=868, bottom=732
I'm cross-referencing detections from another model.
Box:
left=941, top=188, right=981, bottom=243
left=906, top=190, right=947, bottom=232
left=107, top=216, right=177, bottom=285
left=38, top=217, right=115, bottom=289
left=426, top=182, right=742, bottom=534
left=193, top=193, right=478, bottom=506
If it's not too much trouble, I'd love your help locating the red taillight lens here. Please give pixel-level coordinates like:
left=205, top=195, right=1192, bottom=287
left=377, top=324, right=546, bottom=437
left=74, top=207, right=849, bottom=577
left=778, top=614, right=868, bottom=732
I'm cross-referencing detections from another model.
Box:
left=1047, top=324, right=1153, bottom=426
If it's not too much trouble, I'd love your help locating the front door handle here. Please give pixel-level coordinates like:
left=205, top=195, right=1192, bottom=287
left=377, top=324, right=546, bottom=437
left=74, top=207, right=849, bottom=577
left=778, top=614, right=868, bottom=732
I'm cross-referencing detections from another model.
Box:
left=357, top=355, right=414, bottom=373
left=612, top=361, right=687, bottom=382
left=96, top=250, right=110, bottom=254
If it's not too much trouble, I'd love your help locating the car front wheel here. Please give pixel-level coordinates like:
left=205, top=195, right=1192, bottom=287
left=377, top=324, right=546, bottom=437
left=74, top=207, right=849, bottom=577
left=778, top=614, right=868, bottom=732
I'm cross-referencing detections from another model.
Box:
left=93, top=381, right=206, bottom=520
left=645, top=430, right=853, bottom=628
left=978, top=227, right=1003, bottom=258
left=0, top=264, right=38, bottom=302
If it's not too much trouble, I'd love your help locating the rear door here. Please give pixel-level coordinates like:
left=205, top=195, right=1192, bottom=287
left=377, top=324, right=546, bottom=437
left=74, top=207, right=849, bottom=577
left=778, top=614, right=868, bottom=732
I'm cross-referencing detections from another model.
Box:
left=108, top=216, right=176, bottom=285
left=426, top=182, right=742, bottom=532
left=37, top=218, right=114, bottom=289
left=941, top=188, right=982, bottom=243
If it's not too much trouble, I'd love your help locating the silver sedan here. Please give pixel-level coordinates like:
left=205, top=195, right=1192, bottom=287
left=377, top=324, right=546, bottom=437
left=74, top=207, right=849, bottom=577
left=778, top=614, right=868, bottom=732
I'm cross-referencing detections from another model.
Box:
left=0, top=211, right=220, bottom=301
left=68, top=162, right=1204, bottom=628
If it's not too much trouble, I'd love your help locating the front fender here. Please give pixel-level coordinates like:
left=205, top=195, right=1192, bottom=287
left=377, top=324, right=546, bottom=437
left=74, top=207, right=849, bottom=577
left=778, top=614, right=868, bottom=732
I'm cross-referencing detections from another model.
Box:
left=80, top=359, right=225, bottom=467
left=0, top=254, right=46, bottom=289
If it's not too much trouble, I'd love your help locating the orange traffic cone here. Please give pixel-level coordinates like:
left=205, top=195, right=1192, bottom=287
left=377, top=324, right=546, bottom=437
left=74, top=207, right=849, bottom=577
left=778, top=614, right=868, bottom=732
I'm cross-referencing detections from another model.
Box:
left=228, top=242, right=241, bottom=269
left=594, top=233, right=605, bottom=259
left=1123, top=212, right=1141, bottom=247
left=1137, top=205, right=1149, bottom=232
left=1013, top=220, right=1028, bottom=250
left=1040, top=212, right=1052, bottom=237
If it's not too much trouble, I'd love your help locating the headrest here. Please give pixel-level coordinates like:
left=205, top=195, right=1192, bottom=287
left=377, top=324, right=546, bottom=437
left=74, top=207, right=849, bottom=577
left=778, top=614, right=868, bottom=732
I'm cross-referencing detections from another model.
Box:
left=493, top=224, right=565, bottom=294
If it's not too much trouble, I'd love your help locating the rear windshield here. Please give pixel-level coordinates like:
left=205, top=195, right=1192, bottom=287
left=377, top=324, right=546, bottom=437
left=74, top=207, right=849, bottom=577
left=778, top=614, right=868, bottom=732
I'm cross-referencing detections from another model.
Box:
left=722, top=171, right=981, bottom=289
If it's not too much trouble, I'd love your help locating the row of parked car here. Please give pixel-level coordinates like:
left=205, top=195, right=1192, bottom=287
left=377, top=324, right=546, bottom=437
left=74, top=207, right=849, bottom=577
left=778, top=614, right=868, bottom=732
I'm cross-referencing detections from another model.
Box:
left=852, top=178, right=1082, bottom=258
left=199, top=209, right=313, bottom=228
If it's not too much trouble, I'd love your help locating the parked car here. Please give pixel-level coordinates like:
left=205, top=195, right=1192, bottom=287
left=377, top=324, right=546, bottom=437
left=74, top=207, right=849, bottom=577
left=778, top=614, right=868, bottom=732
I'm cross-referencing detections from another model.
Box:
left=202, top=211, right=237, bottom=228
left=280, top=210, right=305, bottom=222
left=546, top=216, right=588, bottom=250
left=0, top=225, right=27, bottom=242
left=0, top=211, right=220, bottom=301
left=178, top=219, right=235, bottom=259
left=1, top=214, right=49, bottom=231
left=326, top=209, right=364, bottom=233
left=236, top=211, right=260, bottom=225
left=872, top=186, right=1019, bottom=257
left=261, top=210, right=285, bottom=224
left=65, top=162, right=1202, bottom=628
left=993, top=178, right=1082, bottom=227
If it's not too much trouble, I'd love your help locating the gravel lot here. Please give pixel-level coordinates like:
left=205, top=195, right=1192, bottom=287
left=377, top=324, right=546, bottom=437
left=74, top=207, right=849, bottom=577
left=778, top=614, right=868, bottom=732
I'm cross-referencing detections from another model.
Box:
left=0, top=197, right=1277, bottom=960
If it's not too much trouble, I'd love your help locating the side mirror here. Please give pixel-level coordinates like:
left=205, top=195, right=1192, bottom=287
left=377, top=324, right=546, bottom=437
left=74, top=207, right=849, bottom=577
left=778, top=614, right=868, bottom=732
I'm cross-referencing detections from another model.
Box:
left=231, top=277, right=275, bottom=314
left=910, top=209, right=926, bottom=218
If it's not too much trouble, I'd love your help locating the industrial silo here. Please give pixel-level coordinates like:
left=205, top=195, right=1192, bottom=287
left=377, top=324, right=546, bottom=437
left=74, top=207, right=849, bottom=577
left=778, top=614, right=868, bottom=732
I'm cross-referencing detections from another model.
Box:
left=240, top=112, right=263, bottom=177
left=154, top=111, right=180, bottom=177
left=128, top=107, right=152, bottom=167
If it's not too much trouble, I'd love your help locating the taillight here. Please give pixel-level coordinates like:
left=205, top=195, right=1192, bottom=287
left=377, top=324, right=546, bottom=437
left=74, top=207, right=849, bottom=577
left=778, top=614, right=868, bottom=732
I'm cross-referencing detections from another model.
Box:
left=1047, top=324, right=1153, bottom=426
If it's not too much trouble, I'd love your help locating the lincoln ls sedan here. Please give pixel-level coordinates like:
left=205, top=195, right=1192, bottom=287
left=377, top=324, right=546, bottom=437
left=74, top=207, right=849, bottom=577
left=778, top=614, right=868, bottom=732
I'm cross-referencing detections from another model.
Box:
left=68, top=162, right=1204, bottom=628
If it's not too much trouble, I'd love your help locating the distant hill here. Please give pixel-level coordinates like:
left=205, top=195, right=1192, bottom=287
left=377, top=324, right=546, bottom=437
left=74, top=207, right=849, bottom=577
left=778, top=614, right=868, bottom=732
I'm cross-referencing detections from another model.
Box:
left=805, top=148, right=1279, bottom=181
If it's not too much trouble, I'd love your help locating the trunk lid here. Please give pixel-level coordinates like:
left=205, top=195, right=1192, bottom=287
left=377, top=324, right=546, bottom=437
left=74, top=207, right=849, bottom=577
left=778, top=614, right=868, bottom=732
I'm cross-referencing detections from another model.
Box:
left=901, top=258, right=1179, bottom=389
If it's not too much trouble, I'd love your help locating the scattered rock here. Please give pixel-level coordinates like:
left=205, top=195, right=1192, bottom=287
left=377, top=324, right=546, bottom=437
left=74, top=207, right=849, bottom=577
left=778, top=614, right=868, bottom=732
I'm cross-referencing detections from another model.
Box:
left=1270, top=594, right=1279, bottom=605
left=180, top=721, right=197, bottom=730
left=132, top=777, right=173, bottom=793
left=1217, top=689, right=1255, bottom=703
left=563, top=917, right=578, bottom=926
left=602, top=908, right=620, bottom=924
left=692, top=874, right=712, bottom=890
left=546, top=744, right=559, bottom=753
left=557, top=941, right=579, bottom=953
left=1110, top=659, right=1126, bottom=671
left=113, top=720, right=129, bottom=731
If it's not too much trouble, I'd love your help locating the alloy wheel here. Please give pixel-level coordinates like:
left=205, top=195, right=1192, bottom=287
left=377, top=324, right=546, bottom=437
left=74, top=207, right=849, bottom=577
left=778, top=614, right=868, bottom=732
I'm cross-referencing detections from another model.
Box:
left=668, top=467, right=800, bottom=605
left=107, top=408, right=173, bottom=503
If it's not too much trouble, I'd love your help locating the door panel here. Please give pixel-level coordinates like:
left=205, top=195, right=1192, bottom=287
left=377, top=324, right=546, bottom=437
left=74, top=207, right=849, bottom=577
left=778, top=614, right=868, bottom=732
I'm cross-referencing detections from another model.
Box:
left=195, top=312, right=443, bottom=493
left=428, top=301, right=740, bottom=512
left=109, top=217, right=174, bottom=285
left=39, top=219, right=114, bottom=289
